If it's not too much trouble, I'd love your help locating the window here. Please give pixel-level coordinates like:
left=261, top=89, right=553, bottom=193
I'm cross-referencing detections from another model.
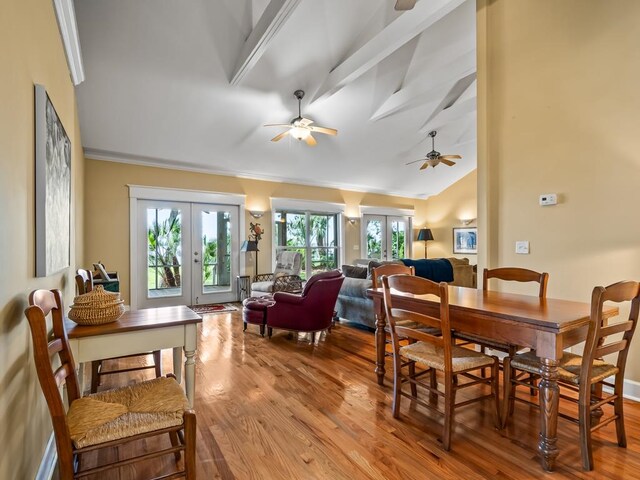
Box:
left=274, top=211, right=339, bottom=279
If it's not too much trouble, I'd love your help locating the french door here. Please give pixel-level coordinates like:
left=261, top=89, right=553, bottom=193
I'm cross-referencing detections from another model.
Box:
left=363, top=214, right=409, bottom=261
left=137, top=201, right=239, bottom=308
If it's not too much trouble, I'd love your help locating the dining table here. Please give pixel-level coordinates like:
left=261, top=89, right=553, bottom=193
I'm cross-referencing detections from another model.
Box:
left=367, top=285, right=619, bottom=472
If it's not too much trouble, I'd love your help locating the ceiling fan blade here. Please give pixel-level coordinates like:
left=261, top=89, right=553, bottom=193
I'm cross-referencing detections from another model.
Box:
left=271, top=131, right=290, bottom=142
left=310, top=126, right=338, bottom=136
left=440, top=159, right=456, bottom=166
left=264, top=123, right=291, bottom=128
left=440, top=155, right=462, bottom=160
left=305, top=134, right=317, bottom=146
left=419, top=162, right=430, bottom=170
left=299, top=118, right=314, bottom=127
left=406, top=158, right=426, bottom=165
left=395, top=0, right=417, bottom=11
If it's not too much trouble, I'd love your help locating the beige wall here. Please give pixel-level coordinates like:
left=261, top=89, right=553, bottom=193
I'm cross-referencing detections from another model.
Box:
left=0, top=0, right=84, bottom=478
left=477, top=1, right=640, bottom=379
left=423, top=170, right=477, bottom=260
left=83, top=159, right=430, bottom=304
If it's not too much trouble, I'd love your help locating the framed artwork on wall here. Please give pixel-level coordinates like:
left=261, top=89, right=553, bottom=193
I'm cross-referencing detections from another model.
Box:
left=35, top=84, right=71, bottom=277
left=453, top=227, right=477, bottom=254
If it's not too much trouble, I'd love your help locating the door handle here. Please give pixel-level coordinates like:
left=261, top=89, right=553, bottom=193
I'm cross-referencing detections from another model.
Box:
left=194, top=259, right=200, bottom=263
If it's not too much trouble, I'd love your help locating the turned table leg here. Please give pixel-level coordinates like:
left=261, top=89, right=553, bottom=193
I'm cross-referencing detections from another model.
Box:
left=374, top=297, right=386, bottom=386
left=538, top=357, right=560, bottom=471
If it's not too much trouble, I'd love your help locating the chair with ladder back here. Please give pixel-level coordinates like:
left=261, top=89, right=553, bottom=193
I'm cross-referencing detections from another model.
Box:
left=25, top=288, right=196, bottom=479
left=503, top=280, right=640, bottom=470
left=382, top=274, right=500, bottom=450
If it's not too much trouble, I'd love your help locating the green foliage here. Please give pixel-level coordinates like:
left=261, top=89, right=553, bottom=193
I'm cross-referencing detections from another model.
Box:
left=148, top=209, right=182, bottom=288
left=366, top=220, right=382, bottom=259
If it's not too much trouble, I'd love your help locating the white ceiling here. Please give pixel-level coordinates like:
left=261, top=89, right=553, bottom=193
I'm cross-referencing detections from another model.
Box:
left=75, top=0, right=476, bottom=199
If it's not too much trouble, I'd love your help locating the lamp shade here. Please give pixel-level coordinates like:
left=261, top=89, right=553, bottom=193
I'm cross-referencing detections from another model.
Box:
left=240, top=240, right=259, bottom=252
left=417, top=228, right=434, bottom=241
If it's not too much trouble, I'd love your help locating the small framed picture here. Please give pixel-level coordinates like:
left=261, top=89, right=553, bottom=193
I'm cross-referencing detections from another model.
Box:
left=453, top=227, right=477, bottom=254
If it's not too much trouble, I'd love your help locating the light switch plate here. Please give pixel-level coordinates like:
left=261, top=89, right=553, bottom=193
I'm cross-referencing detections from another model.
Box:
left=539, top=193, right=557, bottom=206
left=515, top=241, right=530, bottom=254
left=353, top=245, right=359, bottom=251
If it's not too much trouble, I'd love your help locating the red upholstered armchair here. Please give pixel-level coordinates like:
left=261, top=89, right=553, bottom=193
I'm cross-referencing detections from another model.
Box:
left=267, top=270, right=344, bottom=341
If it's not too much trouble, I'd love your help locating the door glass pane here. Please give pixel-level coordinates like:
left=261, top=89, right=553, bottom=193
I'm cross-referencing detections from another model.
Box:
left=147, top=208, right=182, bottom=298
left=390, top=220, right=406, bottom=259
left=201, top=210, right=231, bottom=293
left=366, top=219, right=383, bottom=259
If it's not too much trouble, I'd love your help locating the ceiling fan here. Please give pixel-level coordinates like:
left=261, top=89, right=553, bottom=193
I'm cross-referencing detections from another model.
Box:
left=406, top=131, right=462, bottom=170
left=395, top=0, right=417, bottom=11
left=264, top=90, right=338, bottom=146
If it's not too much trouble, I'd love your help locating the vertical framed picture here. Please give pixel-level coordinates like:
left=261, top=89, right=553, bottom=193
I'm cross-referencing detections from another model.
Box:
left=35, top=84, right=71, bottom=277
left=453, top=227, right=477, bottom=254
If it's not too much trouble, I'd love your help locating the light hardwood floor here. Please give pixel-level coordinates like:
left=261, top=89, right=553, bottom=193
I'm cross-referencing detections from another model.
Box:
left=76, top=306, right=640, bottom=479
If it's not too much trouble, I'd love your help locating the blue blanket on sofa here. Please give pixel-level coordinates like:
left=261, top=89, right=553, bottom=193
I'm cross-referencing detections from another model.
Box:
left=400, top=258, right=454, bottom=283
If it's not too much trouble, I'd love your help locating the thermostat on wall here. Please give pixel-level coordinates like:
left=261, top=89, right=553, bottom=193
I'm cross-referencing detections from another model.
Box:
left=539, top=193, right=557, bottom=206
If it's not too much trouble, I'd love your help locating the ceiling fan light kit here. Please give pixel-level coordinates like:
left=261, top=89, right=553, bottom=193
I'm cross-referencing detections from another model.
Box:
left=264, top=90, right=337, bottom=146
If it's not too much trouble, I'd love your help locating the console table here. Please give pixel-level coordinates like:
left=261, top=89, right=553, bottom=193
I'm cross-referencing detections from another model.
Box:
left=66, top=305, right=202, bottom=407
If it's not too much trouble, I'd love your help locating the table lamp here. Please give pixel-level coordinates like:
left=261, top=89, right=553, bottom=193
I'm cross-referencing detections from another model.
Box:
left=417, top=228, right=434, bottom=258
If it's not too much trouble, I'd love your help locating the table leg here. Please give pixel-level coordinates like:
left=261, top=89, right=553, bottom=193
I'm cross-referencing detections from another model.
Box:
left=374, top=298, right=386, bottom=386
left=78, top=362, right=85, bottom=396
left=173, top=347, right=182, bottom=384
left=538, top=357, right=560, bottom=471
left=184, top=323, right=197, bottom=408
left=184, top=348, right=196, bottom=407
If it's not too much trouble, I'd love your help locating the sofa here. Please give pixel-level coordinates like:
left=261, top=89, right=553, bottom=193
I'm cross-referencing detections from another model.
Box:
left=335, top=258, right=477, bottom=329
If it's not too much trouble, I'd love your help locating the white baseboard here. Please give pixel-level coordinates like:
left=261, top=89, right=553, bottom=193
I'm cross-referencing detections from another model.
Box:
left=603, top=377, right=640, bottom=403
left=36, top=432, right=57, bottom=480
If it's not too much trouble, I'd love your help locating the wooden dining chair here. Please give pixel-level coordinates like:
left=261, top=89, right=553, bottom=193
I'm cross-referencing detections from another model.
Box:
left=382, top=275, right=500, bottom=450
left=25, top=289, right=196, bottom=480
left=455, top=267, right=549, bottom=384
left=75, top=268, right=162, bottom=393
left=372, top=265, right=419, bottom=394
left=503, top=280, right=640, bottom=470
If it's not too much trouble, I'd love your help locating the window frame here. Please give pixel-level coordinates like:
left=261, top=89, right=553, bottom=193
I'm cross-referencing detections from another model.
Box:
left=274, top=209, right=343, bottom=279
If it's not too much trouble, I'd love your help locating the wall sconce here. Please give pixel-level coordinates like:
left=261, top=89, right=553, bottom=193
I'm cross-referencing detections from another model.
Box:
left=460, top=218, right=475, bottom=226
left=249, top=211, right=264, bottom=219
left=347, top=217, right=358, bottom=225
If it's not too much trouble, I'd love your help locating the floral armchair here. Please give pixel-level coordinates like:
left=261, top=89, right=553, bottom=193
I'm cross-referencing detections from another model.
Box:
left=250, top=250, right=303, bottom=297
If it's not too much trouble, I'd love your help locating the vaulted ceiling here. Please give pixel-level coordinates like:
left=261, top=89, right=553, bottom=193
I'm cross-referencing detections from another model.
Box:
left=75, top=0, right=476, bottom=199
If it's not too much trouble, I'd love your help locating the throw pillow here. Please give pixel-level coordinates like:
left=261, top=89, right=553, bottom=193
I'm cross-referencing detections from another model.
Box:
left=341, top=264, right=367, bottom=279
left=366, top=259, right=403, bottom=279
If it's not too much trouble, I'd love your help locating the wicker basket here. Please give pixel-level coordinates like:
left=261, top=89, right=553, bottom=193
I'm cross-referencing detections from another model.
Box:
left=69, top=285, right=125, bottom=325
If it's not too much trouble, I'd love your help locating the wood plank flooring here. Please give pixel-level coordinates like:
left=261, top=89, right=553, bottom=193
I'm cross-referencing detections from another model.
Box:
left=76, top=306, right=640, bottom=479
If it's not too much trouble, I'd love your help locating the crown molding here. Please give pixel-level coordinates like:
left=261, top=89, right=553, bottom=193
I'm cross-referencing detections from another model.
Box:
left=53, top=0, right=85, bottom=85
left=83, top=148, right=432, bottom=200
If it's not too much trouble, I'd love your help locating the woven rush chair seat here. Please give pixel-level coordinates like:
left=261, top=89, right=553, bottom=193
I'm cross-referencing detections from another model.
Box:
left=385, top=320, right=440, bottom=336
left=509, top=351, right=619, bottom=386
left=400, top=342, right=495, bottom=373
left=68, top=376, right=189, bottom=449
